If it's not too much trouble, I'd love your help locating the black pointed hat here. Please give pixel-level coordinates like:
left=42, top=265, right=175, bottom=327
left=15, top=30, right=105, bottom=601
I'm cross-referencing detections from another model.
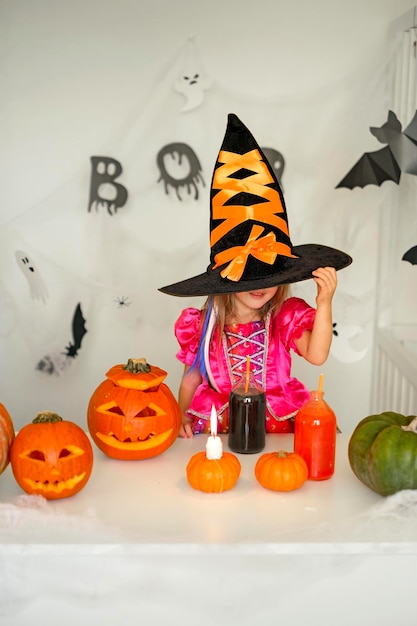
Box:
left=160, top=114, right=352, bottom=296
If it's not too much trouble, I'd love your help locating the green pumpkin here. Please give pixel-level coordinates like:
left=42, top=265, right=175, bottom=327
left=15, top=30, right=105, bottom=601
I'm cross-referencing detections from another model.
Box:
left=348, top=411, right=417, bottom=496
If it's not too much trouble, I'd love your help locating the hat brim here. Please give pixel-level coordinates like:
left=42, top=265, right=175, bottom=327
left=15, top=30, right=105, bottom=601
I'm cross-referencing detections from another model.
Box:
left=159, top=244, right=352, bottom=297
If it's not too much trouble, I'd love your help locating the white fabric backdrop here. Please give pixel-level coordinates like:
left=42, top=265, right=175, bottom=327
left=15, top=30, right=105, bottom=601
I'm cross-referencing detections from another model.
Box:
left=0, top=2, right=415, bottom=432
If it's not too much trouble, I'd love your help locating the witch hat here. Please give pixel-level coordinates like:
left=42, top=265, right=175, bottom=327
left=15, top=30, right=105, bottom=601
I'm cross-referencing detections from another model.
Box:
left=160, top=114, right=351, bottom=296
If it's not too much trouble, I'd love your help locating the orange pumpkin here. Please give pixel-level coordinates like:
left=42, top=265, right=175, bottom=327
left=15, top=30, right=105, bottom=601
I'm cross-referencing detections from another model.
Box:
left=87, top=358, right=181, bottom=460
left=255, top=450, right=308, bottom=492
left=10, top=412, right=93, bottom=500
left=0, top=403, right=15, bottom=475
left=186, top=451, right=241, bottom=493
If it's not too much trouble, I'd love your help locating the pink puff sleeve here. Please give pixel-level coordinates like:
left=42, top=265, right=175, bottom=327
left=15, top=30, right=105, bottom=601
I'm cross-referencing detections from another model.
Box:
left=278, top=297, right=316, bottom=354
left=174, top=308, right=202, bottom=366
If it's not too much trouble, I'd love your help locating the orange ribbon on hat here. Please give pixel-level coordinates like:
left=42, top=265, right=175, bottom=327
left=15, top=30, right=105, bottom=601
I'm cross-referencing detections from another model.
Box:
left=210, top=149, right=290, bottom=247
left=213, top=224, right=297, bottom=282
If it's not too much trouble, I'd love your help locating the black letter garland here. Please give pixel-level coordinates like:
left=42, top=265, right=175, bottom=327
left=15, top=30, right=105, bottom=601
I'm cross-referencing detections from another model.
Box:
left=88, top=156, right=128, bottom=215
left=156, top=142, right=204, bottom=200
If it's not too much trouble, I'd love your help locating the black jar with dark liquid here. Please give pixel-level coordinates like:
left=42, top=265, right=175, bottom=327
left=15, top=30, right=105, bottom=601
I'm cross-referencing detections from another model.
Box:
left=228, top=372, right=266, bottom=454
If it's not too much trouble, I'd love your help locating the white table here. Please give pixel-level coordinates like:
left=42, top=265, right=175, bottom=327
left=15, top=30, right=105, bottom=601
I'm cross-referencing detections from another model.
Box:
left=1, top=434, right=416, bottom=625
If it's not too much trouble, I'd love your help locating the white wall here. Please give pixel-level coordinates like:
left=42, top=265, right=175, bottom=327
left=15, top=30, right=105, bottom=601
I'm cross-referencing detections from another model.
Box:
left=0, top=0, right=415, bottom=432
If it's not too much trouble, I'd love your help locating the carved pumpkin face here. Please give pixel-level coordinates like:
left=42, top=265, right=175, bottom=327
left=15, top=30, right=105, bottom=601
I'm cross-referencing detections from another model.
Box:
left=0, top=403, right=15, bottom=475
left=87, top=358, right=181, bottom=460
left=10, top=413, right=93, bottom=500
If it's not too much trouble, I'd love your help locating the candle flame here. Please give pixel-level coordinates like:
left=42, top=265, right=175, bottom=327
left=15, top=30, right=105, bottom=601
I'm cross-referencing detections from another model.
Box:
left=210, top=404, right=218, bottom=437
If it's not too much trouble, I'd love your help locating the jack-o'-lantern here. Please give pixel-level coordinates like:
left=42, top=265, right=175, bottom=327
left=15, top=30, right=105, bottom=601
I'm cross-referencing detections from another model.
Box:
left=0, top=403, right=15, bottom=475
left=10, top=412, right=93, bottom=500
left=87, top=358, right=181, bottom=460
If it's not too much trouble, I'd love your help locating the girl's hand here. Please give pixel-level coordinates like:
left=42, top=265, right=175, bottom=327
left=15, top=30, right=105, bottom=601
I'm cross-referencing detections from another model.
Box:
left=179, top=420, right=194, bottom=438
left=178, top=364, right=200, bottom=438
left=312, top=266, right=337, bottom=306
left=294, top=266, right=337, bottom=365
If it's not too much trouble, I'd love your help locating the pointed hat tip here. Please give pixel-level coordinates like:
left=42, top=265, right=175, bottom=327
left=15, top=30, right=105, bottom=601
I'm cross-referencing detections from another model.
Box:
left=227, top=112, right=241, bottom=127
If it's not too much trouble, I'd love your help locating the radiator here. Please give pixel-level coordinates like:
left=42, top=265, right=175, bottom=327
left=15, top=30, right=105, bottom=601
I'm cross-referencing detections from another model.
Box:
left=371, top=13, right=417, bottom=417
left=372, top=328, right=417, bottom=415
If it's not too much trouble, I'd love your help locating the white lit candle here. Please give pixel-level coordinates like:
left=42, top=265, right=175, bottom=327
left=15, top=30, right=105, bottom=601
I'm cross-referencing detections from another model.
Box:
left=205, top=404, right=223, bottom=460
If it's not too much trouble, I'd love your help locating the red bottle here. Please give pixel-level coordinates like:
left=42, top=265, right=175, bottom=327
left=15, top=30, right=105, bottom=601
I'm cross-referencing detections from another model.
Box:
left=294, top=389, right=337, bottom=480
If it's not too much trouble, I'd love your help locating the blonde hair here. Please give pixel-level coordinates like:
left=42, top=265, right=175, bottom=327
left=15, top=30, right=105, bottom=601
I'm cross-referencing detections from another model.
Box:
left=201, top=284, right=290, bottom=343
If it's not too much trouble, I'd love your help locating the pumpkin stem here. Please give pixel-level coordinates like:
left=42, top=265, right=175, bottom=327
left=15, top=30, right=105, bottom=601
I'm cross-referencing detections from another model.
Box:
left=33, top=411, right=63, bottom=424
left=123, top=358, right=151, bottom=374
left=401, top=416, right=417, bottom=434
left=276, top=450, right=289, bottom=458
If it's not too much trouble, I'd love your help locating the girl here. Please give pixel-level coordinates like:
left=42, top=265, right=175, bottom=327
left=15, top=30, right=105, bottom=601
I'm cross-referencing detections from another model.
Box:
left=159, top=114, right=351, bottom=437
left=175, top=266, right=336, bottom=437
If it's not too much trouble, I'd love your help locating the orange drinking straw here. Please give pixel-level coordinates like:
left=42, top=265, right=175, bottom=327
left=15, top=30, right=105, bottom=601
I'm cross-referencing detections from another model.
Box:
left=245, top=356, right=251, bottom=394
left=318, top=373, right=324, bottom=394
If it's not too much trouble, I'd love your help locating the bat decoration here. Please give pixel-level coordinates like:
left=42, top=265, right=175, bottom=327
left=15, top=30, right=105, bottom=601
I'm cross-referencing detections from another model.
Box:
left=63, top=303, right=87, bottom=358
left=402, top=245, right=417, bottom=265
left=336, top=109, right=417, bottom=189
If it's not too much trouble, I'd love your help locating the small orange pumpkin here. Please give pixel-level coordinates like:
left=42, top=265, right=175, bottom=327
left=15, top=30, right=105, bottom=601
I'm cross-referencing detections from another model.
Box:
left=87, top=358, right=181, bottom=460
left=255, top=450, right=308, bottom=492
left=10, top=412, right=93, bottom=500
left=186, top=451, right=241, bottom=493
left=0, top=403, right=15, bottom=475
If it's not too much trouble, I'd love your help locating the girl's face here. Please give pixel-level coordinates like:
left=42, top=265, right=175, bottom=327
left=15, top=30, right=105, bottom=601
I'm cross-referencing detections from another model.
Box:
left=232, top=286, right=279, bottom=321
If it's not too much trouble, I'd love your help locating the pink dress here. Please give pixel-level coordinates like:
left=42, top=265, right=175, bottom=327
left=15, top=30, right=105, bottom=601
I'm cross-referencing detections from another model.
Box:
left=175, top=297, right=315, bottom=434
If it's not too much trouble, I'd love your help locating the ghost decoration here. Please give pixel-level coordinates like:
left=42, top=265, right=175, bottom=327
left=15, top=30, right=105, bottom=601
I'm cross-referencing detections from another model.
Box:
left=261, top=147, right=285, bottom=188
left=36, top=353, right=72, bottom=376
left=88, top=156, right=128, bottom=215
left=156, top=143, right=204, bottom=200
left=331, top=322, right=368, bottom=363
left=174, top=71, right=212, bottom=112
left=173, top=36, right=212, bottom=112
left=15, top=250, right=49, bottom=304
